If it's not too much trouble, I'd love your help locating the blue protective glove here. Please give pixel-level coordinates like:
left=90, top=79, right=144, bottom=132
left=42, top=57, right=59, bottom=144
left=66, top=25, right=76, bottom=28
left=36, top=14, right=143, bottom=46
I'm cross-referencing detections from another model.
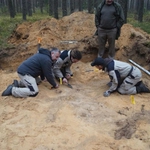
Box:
left=103, top=90, right=111, bottom=97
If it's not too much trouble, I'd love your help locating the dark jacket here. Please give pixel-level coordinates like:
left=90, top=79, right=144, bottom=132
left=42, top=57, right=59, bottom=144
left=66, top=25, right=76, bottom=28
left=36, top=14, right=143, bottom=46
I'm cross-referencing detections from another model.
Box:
left=18, top=48, right=57, bottom=87
left=95, top=0, right=125, bottom=39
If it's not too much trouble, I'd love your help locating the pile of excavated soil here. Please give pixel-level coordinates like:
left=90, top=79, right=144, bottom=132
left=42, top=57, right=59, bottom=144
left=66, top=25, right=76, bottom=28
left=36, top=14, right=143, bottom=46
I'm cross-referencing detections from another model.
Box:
left=0, top=12, right=150, bottom=150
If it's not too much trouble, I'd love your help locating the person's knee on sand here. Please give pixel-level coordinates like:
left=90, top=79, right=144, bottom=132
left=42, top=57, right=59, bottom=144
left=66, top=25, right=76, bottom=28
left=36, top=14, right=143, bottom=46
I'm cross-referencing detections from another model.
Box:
left=11, top=86, right=39, bottom=98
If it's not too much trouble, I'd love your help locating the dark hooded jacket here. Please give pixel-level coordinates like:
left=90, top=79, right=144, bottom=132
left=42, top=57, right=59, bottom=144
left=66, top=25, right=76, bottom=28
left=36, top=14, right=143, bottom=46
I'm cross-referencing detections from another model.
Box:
left=17, top=48, right=57, bottom=87
left=95, top=0, right=125, bottom=39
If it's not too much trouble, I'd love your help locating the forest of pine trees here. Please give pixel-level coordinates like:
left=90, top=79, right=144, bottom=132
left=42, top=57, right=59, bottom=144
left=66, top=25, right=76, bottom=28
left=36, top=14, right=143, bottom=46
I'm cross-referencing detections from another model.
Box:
left=0, top=0, right=150, bottom=22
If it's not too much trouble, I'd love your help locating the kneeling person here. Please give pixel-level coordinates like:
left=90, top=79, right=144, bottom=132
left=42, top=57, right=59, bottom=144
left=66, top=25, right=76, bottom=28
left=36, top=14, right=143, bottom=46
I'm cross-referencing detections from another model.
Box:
left=53, top=49, right=82, bottom=83
left=91, top=57, right=150, bottom=97
left=2, top=47, right=60, bottom=98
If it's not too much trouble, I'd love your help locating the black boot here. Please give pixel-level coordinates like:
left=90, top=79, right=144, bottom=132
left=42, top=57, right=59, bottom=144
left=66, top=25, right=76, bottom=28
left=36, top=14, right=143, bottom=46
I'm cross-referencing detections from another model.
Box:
left=136, top=81, right=150, bottom=93
left=2, top=84, right=13, bottom=96
left=13, top=80, right=19, bottom=87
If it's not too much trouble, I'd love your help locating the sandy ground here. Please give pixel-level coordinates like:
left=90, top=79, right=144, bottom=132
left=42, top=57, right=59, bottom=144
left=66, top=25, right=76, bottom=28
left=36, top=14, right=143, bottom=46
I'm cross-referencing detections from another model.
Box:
left=0, top=12, right=150, bottom=150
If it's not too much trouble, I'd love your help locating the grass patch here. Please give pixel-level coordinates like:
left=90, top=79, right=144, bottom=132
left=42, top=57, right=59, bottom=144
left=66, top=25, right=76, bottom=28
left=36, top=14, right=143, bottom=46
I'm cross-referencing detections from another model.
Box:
left=0, top=12, right=52, bottom=49
left=0, top=16, right=20, bottom=48
left=127, top=12, right=150, bottom=34
left=127, top=19, right=150, bottom=34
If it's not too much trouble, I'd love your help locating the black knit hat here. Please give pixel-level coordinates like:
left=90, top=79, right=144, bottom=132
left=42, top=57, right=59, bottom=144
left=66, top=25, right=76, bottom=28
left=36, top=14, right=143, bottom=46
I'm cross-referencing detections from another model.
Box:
left=91, top=57, right=105, bottom=66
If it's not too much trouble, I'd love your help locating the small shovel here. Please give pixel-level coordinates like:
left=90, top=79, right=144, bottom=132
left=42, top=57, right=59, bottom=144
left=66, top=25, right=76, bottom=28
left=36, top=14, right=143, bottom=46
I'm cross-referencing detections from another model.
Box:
left=66, top=83, right=73, bottom=89
left=60, top=78, right=73, bottom=89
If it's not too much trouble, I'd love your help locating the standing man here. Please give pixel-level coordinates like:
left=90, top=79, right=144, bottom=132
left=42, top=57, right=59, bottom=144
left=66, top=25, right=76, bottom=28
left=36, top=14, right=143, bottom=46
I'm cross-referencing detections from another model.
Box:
left=53, top=49, right=82, bottom=84
left=2, top=47, right=60, bottom=98
left=91, top=57, right=150, bottom=97
left=95, top=0, right=125, bottom=58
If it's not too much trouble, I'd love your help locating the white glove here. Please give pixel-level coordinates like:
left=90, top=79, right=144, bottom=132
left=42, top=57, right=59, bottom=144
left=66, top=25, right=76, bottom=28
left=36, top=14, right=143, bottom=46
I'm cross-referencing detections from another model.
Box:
left=62, top=78, right=68, bottom=83
left=103, top=90, right=111, bottom=97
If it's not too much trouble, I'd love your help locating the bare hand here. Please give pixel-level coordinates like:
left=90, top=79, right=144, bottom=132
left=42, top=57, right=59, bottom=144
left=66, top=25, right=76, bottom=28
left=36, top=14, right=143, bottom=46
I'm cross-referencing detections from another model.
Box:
left=43, top=78, right=47, bottom=82
left=51, top=84, right=59, bottom=89
left=65, top=73, right=71, bottom=79
left=63, top=78, right=68, bottom=83
left=54, top=84, right=59, bottom=88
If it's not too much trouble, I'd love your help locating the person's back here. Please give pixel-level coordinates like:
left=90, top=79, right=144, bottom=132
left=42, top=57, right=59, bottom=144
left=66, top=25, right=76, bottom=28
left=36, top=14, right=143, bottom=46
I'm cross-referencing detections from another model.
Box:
left=18, top=48, right=54, bottom=80
left=108, top=60, right=133, bottom=78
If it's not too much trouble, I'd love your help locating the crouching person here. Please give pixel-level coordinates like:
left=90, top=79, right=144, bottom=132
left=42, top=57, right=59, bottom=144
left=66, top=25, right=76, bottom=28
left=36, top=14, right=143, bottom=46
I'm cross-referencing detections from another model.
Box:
left=53, top=49, right=82, bottom=84
left=91, top=57, right=150, bottom=97
left=2, top=47, right=60, bottom=98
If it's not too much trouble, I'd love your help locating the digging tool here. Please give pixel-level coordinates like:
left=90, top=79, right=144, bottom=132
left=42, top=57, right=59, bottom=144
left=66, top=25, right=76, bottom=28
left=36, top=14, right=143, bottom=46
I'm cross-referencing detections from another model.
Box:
left=129, top=59, right=150, bottom=76
left=85, top=69, right=94, bottom=72
left=66, top=82, right=73, bottom=89
left=60, top=40, right=78, bottom=44
left=59, top=78, right=73, bottom=89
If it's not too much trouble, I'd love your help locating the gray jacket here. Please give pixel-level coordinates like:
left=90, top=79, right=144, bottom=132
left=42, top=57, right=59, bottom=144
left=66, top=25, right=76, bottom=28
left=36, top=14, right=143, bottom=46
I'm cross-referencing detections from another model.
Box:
left=104, top=59, right=134, bottom=92
left=53, top=50, right=73, bottom=78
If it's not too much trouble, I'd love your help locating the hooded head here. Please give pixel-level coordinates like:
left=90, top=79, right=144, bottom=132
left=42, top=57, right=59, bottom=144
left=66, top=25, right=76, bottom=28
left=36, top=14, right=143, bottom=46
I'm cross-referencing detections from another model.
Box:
left=91, top=57, right=105, bottom=67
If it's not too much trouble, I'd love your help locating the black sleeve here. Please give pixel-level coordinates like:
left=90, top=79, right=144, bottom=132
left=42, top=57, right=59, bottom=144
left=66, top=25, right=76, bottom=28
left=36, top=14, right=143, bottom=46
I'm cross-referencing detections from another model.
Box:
left=40, top=72, right=45, bottom=80
left=42, top=60, right=57, bottom=87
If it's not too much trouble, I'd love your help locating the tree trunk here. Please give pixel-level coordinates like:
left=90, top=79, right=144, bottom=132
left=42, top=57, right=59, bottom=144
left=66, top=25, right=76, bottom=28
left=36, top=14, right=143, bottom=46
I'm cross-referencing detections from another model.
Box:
left=79, top=0, right=83, bottom=11
left=54, top=0, right=58, bottom=19
left=22, top=0, right=27, bottom=20
left=12, top=0, right=16, bottom=15
left=82, top=0, right=87, bottom=10
left=138, top=0, right=144, bottom=22
left=146, top=0, right=150, bottom=10
left=133, top=0, right=140, bottom=20
left=8, top=0, right=15, bottom=18
left=128, top=0, right=133, bottom=12
left=27, top=0, right=32, bottom=16
left=39, top=0, right=43, bottom=13
left=88, top=0, right=94, bottom=14
left=118, top=0, right=128, bottom=23
left=94, top=0, right=99, bottom=9
left=49, top=0, right=53, bottom=16
left=70, top=0, right=74, bottom=13
left=62, top=0, right=67, bottom=16
left=32, top=0, right=35, bottom=13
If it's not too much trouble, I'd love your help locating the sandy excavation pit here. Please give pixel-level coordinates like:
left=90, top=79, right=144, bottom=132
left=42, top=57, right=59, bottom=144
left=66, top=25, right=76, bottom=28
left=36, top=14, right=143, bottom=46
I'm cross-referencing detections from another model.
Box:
left=0, top=12, right=150, bottom=150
